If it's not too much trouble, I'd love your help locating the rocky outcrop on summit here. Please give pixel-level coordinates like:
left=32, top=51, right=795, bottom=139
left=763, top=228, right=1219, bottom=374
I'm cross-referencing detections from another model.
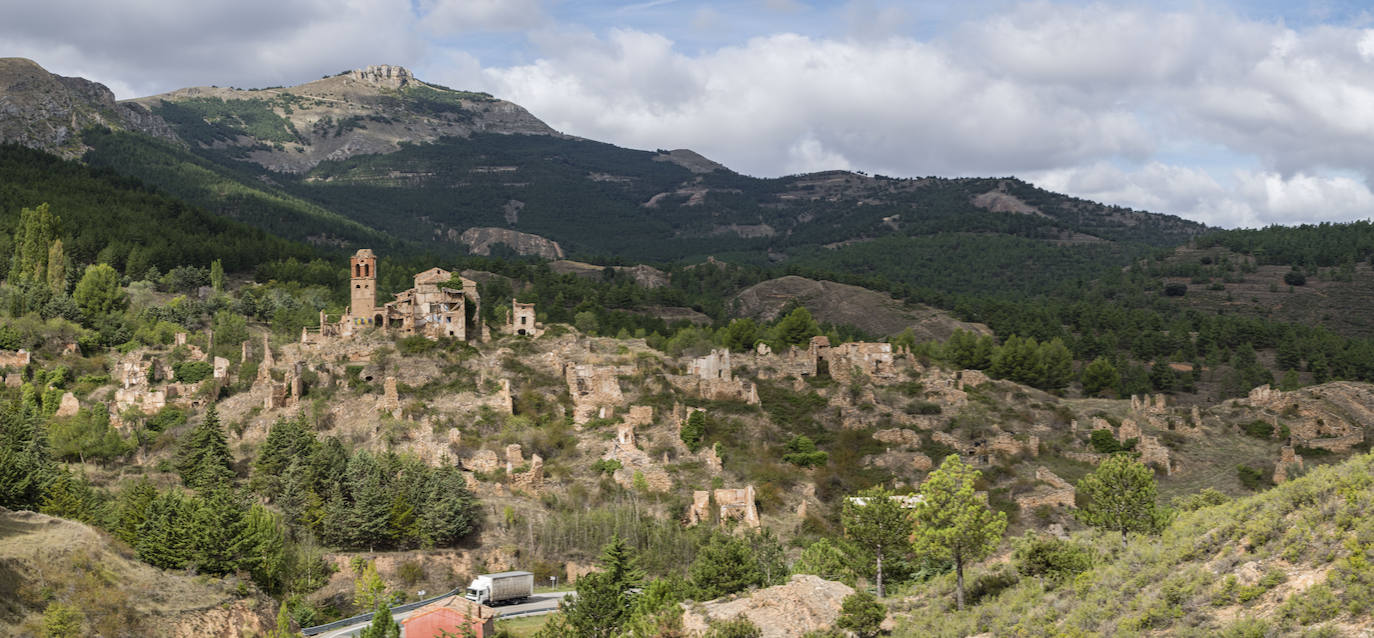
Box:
left=349, top=64, right=413, bottom=89
left=128, top=64, right=559, bottom=172
left=653, top=148, right=726, bottom=173
left=0, top=57, right=176, bottom=157
left=734, top=275, right=991, bottom=339
left=459, top=227, right=565, bottom=260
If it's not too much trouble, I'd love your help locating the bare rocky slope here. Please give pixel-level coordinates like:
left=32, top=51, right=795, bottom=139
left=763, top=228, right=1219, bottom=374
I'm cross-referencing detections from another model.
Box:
left=459, top=226, right=565, bottom=260
left=0, top=507, right=275, bottom=638
left=733, top=275, right=991, bottom=339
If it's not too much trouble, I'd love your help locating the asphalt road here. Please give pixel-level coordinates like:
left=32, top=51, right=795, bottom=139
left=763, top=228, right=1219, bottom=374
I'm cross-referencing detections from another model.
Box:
left=313, top=591, right=573, bottom=638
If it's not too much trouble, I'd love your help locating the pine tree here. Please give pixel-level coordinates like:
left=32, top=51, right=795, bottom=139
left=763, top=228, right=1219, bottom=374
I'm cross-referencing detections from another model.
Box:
left=72, top=263, right=128, bottom=319
left=835, top=590, right=886, bottom=638
left=1081, top=357, right=1120, bottom=397
left=347, top=455, right=392, bottom=551
left=251, top=416, right=314, bottom=497
left=358, top=603, right=400, bottom=638
left=1075, top=453, right=1170, bottom=546
left=792, top=538, right=859, bottom=586
left=1036, top=338, right=1074, bottom=390
left=772, top=306, right=820, bottom=346
left=177, top=404, right=234, bottom=491
left=562, top=535, right=644, bottom=638
left=689, top=531, right=761, bottom=600
left=842, top=486, right=912, bottom=598
left=912, top=455, right=1007, bottom=611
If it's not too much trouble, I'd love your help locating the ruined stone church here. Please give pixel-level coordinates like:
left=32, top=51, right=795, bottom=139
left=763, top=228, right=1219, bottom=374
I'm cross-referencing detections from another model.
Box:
left=318, top=249, right=483, bottom=341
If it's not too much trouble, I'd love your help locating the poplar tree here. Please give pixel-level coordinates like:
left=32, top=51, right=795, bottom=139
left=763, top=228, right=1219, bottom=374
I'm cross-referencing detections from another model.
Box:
left=210, top=259, right=225, bottom=293
left=46, top=239, right=66, bottom=294
left=912, top=455, right=1007, bottom=610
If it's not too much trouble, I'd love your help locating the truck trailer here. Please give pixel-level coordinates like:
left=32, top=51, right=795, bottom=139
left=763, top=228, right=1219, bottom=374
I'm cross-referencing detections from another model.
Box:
left=463, top=571, right=534, bottom=606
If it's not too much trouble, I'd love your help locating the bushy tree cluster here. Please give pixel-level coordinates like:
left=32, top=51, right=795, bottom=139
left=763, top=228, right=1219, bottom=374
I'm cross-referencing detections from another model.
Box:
left=251, top=416, right=480, bottom=551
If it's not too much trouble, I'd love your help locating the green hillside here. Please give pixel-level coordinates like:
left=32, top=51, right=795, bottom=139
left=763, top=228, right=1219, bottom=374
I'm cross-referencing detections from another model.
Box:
left=895, top=452, right=1374, bottom=637
left=0, top=143, right=312, bottom=276
left=80, top=128, right=387, bottom=248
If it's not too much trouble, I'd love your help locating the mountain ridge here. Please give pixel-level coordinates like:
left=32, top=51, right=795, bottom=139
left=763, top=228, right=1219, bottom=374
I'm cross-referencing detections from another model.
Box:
left=4, top=59, right=1210, bottom=298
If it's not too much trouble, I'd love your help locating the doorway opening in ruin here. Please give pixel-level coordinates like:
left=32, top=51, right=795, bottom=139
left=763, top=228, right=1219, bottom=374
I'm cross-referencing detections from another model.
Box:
left=373, top=314, right=383, bottom=326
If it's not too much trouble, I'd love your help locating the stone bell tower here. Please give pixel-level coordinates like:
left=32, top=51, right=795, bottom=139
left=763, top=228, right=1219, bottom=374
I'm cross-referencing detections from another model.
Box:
left=350, top=249, right=378, bottom=324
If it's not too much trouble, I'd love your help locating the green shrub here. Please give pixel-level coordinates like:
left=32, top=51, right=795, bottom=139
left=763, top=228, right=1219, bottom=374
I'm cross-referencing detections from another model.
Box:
left=1280, top=582, right=1340, bottom=624
left=145, top=406, right=187, bottom=433
left=172, top=360, right=213, bottom=383
left=1237, top=464, right=1269, bottom=491
left=782, top=435, right=828, bottom=468
left=907, top=400, right=942, bottom=415
left=1171, top=488, right=1229, bottom=511
left=704, top=615, right=761, bottom=638
left=397, top=335, right=438, bottom=355
left=592, top=459, right=622, bottom=475
left=1089, top=429, right=1123, bottom=454
left=835, top=590, right=885, bottom=638
left=1012, top=533, right=1094, bottom=585
left=680, top=410, right=706, bottom=452
left=1240, top=420, right=1274, bottom=439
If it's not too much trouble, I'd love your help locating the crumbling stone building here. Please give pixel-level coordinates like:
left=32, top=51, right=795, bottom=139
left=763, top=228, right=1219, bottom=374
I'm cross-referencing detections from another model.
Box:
left=314, top=249, right=484, bottom=342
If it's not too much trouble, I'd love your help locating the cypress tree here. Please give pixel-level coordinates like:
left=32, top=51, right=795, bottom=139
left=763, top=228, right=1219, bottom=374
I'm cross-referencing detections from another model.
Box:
left=111, top=477, right=159, bottom=545
left=138, top=489, right=197, bottom=570
left=191, top=486, right=249, bottom=575
left=177, top=404, right=234, bottom=491
left=419, top=466, right=477, bottom=547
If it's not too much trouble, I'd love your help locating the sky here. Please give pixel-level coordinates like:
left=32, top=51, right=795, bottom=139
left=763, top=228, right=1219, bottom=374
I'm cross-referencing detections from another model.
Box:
left=5, top=0, right=1374, bottom=229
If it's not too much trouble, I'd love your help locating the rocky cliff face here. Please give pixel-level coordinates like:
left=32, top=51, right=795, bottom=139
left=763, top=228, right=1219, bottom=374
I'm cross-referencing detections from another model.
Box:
left=459, top=227, right=565, bottom=260
left=0, top=57, right=176, bottom=157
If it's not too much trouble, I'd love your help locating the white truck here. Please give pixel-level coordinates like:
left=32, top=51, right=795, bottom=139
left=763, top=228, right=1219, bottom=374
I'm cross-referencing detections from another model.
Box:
left=463, top=571, right=534, bottom=606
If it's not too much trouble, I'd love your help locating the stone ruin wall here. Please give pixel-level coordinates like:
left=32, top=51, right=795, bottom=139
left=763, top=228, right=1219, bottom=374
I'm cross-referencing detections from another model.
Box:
left=1015, top=467, right=1076, bottom=512
left=687, top=485, right=760, bottom=528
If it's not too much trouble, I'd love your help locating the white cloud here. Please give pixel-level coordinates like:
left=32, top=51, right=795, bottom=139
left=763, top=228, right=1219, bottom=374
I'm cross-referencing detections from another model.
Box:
left=6, top=0, right=1374, bottom=228
left=419, top=0, right=548, bottom=34
left=1027, top=163, right=1374, bottom=228
left=457, top=31, right=1154, bottom=181
left=0, top=0, right=423, bottom=97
